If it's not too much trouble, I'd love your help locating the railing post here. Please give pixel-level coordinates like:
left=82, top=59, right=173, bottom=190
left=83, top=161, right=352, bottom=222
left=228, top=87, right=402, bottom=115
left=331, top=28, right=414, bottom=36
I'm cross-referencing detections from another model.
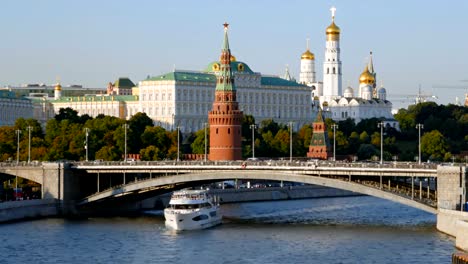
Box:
left=379, top=174, right=382, bottom=190
left=427, top=177, right=430, bottom=199
left=97, top=172, right=100, bottom=192
left=411, top=177, right=414, bottom=199
left=419, top=177, right=422, bottom=200
left=388, top=179, right=391, bottom=190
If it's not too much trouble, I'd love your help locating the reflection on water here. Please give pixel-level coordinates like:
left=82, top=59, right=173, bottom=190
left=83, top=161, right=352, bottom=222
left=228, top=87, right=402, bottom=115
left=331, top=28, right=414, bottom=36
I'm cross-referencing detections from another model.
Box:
left=0, top=196, right=456, bottom=264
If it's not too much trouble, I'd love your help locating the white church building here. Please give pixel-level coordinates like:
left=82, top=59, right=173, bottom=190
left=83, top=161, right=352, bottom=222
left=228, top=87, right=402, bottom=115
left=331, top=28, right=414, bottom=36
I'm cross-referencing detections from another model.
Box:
left=298, top=7, right=398, bottom=128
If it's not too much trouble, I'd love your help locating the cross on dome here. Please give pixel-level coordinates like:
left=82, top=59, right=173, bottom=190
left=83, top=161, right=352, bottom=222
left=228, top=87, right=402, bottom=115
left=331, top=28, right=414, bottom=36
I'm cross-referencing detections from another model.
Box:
left=330, top=6, right=336, bottom=19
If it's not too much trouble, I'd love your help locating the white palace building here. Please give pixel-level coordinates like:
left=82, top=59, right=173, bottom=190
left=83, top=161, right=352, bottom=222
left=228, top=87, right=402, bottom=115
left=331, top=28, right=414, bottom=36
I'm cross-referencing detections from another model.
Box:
left=0, top=7, right=398, bottom=131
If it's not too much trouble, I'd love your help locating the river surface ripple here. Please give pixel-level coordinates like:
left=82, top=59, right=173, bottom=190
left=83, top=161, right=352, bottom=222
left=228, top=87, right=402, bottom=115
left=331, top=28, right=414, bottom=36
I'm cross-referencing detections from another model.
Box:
left=0, top=196, right=458, bottom=264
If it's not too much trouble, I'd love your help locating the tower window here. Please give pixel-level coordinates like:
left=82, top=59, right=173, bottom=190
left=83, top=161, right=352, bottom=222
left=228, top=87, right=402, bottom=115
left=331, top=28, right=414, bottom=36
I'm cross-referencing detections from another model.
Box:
left=216, top=128, right=219, bottom=134
left=327, top=68, right=329, bottom=74
left=228, top=128, right=230, bottom=134
left=333, top=67, right=336, bottom=74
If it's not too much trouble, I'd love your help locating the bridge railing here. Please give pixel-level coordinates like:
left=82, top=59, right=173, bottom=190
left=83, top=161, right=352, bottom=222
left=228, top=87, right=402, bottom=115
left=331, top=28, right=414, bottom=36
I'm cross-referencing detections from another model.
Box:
left=0, top=161, right=43, bottom=167
left=71, top=160, right=438, bottom=170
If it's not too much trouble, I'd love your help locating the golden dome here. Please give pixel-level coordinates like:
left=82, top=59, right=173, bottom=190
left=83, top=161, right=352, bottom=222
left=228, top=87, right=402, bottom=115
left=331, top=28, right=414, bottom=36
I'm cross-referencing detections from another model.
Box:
left=359, top=66, right=375, bottom=84
left=55, top=83, right=62, bottom=91
left=326, top=20, right=340, bottom=41
left=301, top=49, right=315, bottom=60
left=230, top=54, right=236, bottom=62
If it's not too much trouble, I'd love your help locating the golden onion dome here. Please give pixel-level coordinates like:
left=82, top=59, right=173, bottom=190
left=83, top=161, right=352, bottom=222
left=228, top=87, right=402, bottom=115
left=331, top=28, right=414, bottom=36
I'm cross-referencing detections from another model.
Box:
left=326, top=20, right=340, bottom=41
left=230, top=54, right=236, bottom=62
left=359, top=66, right=375, bottom=84
left=301, top=49, right=315, bottom=60
left=326, top=21, right=341, bottom=34
left=322, top=101, right=329, bottom=107
left=55, top=83, right=62, bottom=91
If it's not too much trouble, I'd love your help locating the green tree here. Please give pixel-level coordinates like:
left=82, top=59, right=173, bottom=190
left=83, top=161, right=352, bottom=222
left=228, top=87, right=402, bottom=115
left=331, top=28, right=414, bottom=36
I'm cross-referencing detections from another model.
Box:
left=359, top=131, right=370, bottom=144
left=128, top=112, right=154, bottom=153
left=421, top=130, right=449, bottom=161
left=95, top=146, right=121, bottom=161
left=371, top=132, right=381, bottom=148
left=348, top=131, right=360, bottom=153
left=140, top=145, right=163, bottom=161
left=357, top=144, right=378, bottom=160
left=191, top=128, right=209, bottom=155
left=296, top=124, right=312, bottom=156
left=0, top=126, right=16, bottom=161
left=55, top=107, right=81, bottom=123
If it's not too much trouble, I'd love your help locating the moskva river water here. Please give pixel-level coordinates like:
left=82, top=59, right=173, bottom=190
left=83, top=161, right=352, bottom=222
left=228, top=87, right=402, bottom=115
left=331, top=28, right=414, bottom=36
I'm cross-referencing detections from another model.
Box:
left=0, top=196, right=458, bottom=263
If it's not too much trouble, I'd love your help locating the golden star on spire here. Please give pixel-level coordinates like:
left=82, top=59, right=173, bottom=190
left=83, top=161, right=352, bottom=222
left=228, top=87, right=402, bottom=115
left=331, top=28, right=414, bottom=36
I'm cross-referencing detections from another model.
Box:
left=223, top=22, right=229, bottom=29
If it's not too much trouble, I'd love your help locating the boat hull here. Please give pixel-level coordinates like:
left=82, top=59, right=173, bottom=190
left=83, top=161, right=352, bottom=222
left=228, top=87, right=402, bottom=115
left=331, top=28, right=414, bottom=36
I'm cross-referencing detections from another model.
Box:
left=164, top=207, right=222, bottom=231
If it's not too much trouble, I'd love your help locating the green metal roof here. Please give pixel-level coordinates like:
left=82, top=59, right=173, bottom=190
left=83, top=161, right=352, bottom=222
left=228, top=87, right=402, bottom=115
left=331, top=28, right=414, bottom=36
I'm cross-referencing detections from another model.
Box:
left=204, top=61, right=254, bottom=74
left=261, top=76, right=305, bottom=87
left=0, top=90, right=21, bottom=99
left=113, top=77, right=135, bottom=88
left=145, top=71, right=216, bottom=83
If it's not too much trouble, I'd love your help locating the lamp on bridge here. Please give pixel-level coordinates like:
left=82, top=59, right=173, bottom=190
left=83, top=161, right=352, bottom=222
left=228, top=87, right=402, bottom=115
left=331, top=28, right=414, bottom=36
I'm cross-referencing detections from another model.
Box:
left=15, top=129, right=21, bottom=201
left=123, top=124, right=129, bottom=162
left=288, top=122, right=294, bottom=162
left=204, top=123, right=208, bottom=162
left=377, top=121, right=385, bottom=164
left=27, top=126, right=33, bottom=163
left=416, top=123, right=424, bottom=165
left=249, top=124, right=257, bottom=159
left=177, top=125, right=184, bottom=161
left=15, top=129, right=21, bottom=164
left=84, top=127, right=90, bottom=162
left=331, top=124, right=338, bottom=161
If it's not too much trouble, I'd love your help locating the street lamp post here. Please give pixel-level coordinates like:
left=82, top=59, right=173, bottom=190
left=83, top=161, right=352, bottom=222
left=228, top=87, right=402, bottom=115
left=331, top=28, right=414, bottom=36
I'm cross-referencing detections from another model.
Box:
left=27, top=126, right=32, bottom=163
left=331, top=124, right=338, bottom=161
left=15, top=129, right=21, bottom=200
left=84, top=128, right=90, bottom=162
left=288, top=122, right=294, bottom=162
left=204, top=123, right=208, bottom=162
left=377, top=122, right=384, bottom=164
left=123, top=124, right=129, bottom=161
left=249, top=124, right=257, bottom=159
left=177, top=125, right=181, bottom=161
left=172, top=113, right=175, bottom=131
left=416, top=123, right=424, bottom=165
left=15, top=130, right=21, bottom=164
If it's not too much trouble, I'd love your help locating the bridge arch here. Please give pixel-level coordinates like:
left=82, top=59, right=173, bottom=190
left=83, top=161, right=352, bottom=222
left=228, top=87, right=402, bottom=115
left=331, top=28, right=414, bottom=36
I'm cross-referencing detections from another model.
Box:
left=81, top=171, right=436, bottom=214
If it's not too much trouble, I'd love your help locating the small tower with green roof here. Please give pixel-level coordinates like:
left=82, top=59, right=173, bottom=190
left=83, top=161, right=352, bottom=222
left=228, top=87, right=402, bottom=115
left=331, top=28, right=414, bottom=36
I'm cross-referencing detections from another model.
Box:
left=307, top=108, right=332, bottom=160
left=208, top=23, right=243, bottom=160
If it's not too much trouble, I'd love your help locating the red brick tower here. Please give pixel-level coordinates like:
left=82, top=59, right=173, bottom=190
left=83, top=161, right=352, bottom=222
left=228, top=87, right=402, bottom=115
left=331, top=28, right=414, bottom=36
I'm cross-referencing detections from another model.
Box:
left=208, top=23, right=243, bottom=160
left=307, top=109, right=332, bottom=160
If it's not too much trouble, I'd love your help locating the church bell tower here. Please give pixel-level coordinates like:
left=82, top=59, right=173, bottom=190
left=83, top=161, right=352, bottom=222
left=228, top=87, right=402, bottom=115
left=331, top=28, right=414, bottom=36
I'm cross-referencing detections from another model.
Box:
left=322, top=6, right=342, bottom=103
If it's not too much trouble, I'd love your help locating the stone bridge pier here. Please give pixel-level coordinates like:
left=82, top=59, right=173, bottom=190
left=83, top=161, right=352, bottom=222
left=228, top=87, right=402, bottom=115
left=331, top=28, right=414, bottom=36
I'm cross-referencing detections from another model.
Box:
left=436, top=166, right=468, bottom=251
left=0, top=162, right=80, bottom=214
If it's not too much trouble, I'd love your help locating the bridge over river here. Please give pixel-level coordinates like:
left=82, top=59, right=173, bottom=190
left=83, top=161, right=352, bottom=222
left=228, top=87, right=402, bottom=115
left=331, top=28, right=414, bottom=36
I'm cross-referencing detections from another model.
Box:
left=1, top=160, right=468, bottom=250
left=0, top=160, right=465, bottom=214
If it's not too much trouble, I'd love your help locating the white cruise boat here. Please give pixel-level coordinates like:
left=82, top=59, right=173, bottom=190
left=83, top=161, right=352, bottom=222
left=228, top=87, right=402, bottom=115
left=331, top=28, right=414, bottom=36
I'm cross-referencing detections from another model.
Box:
left=164, top=189, right=222, bottom=231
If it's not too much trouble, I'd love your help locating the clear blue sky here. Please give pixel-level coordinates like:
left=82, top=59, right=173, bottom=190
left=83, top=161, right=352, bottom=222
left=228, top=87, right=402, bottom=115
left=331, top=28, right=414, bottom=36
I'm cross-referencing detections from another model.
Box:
left=1, top=0, right=467, bottom=109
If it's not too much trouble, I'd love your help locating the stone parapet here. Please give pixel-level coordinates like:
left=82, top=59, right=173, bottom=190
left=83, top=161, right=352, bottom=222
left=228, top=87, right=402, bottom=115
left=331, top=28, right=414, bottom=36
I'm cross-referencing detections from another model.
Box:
left=0, top=199, right=59, bottom=223
left=437, top=208, right=468, bottom=251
